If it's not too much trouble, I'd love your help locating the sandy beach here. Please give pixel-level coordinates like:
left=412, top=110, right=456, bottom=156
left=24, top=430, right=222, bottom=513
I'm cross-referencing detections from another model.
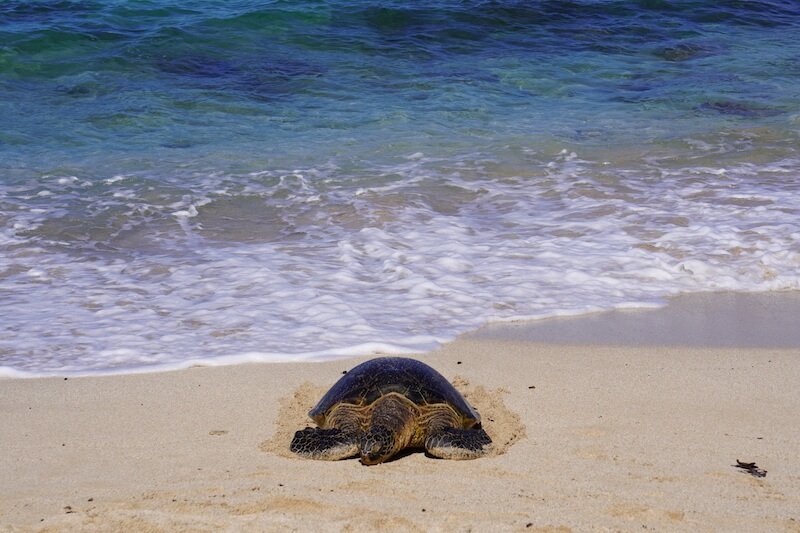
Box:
left=4, top=3, right=800, bottom=531
left=2, top=292, right=799, bottom=532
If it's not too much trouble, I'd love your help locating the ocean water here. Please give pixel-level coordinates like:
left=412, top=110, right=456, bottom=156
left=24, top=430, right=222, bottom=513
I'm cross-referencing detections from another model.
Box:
left=1, top=0, right=799, bottom=376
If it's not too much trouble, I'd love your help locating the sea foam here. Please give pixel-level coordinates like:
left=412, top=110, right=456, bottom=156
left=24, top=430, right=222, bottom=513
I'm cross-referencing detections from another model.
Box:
left=1, top=149, right=798, bottom=376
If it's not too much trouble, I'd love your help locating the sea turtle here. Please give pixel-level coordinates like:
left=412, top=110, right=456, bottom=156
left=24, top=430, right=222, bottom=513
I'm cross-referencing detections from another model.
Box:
left=290, top=356, right=492, bottom=465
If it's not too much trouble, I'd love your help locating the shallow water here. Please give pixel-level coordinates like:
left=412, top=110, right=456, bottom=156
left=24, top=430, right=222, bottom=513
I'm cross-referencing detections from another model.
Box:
left=2, top=1, right=799, bottom=375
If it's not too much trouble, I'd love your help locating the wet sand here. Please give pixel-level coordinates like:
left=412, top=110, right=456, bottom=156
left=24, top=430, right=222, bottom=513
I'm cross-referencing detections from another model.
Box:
left=1, top=292, right=799, bottom=531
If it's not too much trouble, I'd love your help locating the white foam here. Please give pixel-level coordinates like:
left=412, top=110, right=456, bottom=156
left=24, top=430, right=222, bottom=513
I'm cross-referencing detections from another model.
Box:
left=1, top=151, right=799, bottom=376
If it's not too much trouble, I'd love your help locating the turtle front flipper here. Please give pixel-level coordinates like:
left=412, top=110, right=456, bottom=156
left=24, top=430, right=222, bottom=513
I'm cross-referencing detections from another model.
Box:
left=424, top=427, right=492, bottom=460
left=290, top=427, right=359, bottom=460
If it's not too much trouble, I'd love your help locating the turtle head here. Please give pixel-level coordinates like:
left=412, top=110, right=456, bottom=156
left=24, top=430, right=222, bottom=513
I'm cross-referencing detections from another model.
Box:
left=359, top=426, right=396, bottom=465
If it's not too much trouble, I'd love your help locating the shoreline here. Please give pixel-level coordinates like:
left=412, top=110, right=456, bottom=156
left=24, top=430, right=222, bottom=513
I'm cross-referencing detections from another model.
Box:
left=471, top=290, right=800, bottom=348
left=2, top=291, right=800, bottom=531
left=3, top=290, right=799, bottom=380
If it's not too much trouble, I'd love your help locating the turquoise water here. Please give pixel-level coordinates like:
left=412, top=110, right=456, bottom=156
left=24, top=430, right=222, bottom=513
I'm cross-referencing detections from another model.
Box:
left=2, top=1, right=799, bottom=375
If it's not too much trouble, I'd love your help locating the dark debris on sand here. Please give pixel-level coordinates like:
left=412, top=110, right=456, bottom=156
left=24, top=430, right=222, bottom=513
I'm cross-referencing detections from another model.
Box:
left=733, top=460, right=767, bottom=478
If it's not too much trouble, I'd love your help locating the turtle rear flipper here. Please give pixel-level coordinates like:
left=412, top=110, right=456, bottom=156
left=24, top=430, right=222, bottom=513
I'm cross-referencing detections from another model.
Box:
left=290, top=427, right=359, bottom=460
left=425, top=427, right=492, bottom=460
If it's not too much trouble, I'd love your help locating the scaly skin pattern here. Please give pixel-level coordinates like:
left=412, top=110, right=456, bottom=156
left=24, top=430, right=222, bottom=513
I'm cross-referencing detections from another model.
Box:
left=359, top=393, right=420, bottom=465
left=291, top=392, right=490, bottom=464
left=322, top=402, right=370, bottom=433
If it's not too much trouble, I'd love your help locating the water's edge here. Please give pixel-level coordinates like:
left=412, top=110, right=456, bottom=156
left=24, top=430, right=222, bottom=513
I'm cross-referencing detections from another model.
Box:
left=3, top=289, right=797, bottom=379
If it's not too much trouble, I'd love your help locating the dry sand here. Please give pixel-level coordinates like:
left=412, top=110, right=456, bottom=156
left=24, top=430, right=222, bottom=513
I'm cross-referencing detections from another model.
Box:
left=2, top=292, right=800, bottom=532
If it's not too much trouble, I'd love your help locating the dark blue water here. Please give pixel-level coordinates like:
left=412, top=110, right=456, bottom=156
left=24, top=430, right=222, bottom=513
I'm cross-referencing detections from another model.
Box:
left=2, top=1, right=799, bottom=375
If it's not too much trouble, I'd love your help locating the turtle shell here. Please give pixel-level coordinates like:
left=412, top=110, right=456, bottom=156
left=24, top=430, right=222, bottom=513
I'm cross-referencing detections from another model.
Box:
left=309, top=357, right=480, bottom=425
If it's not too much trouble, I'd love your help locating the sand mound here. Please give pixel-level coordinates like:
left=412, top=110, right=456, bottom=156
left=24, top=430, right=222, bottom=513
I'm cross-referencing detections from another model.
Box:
left=452, top=376, right=526, bottom=456
left=261, top=381, right=328, bottom=458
